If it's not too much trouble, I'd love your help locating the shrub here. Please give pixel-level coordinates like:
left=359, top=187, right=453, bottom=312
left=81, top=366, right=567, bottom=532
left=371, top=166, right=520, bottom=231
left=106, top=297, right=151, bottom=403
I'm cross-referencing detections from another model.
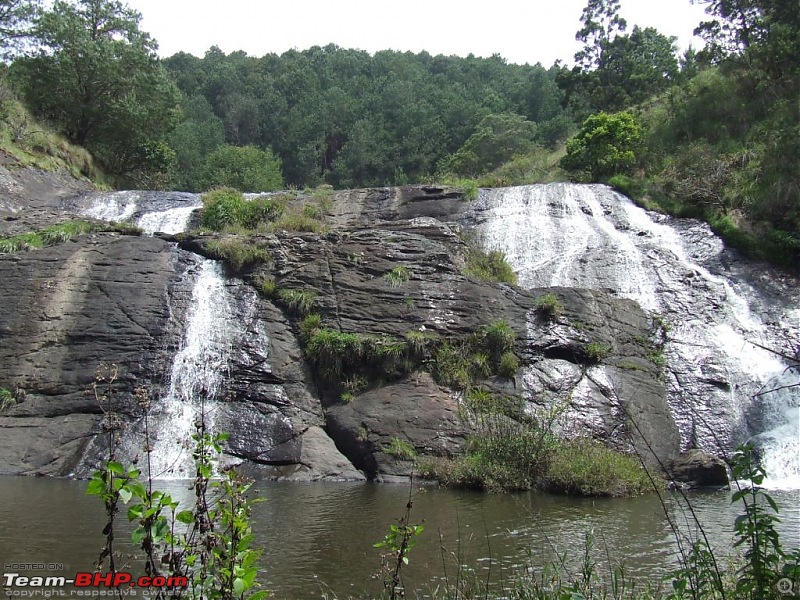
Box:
left=276, top=288, right=317, bottom=317
left=199, top=144, right=283, bottom=192
left=241, top=195, right=287, bottom=228
left=423, top=416, right=556, bottom=492
left=497, top=351, right=520, bottom=378
left=607, top=173, right=643, bottom=199
left=535, top=292, right=564, bottom=321
left=542, top=439, right=655, bottom=497
left=383, top=265, right=411, bottom=287
left=464, top=248, right=517, bottom=284
left=477, top=319, right=515, bottom=360
left=404, top=330, right=438, bottom=359
left=299, top=313, right=322, bottom=340
left=200, top=187, right=246, bottom=231
left=386, top=437, right=417, bottom=460
left=204, top=238, right=270, bottom=270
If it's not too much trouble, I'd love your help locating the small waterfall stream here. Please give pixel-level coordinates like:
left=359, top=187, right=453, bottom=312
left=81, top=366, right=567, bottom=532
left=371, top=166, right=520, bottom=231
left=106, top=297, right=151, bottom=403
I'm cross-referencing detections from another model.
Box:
left=141, top=260, right=235, bottom=477
left=469, top=183, right=800, bottom=488
left=76, top=190, right=202, bottom=234
left=73, top=191, right=253, bottom=478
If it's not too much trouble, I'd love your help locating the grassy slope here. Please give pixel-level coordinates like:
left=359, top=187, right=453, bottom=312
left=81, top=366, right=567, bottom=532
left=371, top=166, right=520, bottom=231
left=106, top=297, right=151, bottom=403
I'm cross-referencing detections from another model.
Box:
left=0, top=87, right=105, bottom=184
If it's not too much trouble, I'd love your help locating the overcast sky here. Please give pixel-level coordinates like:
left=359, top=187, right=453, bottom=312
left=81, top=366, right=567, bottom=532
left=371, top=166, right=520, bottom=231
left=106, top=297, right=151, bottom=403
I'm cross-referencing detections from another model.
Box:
left=126, top=0, right=710, bottom=67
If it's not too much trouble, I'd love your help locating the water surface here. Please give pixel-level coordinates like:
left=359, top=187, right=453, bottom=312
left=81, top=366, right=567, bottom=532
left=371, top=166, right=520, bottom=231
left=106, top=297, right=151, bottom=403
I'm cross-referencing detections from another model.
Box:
left=1, top=478, right=798, bottom=598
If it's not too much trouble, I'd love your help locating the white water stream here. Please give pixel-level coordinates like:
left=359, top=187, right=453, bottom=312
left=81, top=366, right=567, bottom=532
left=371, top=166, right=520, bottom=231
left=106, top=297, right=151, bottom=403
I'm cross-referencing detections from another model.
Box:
left=472, top=183, right=800, bottom=488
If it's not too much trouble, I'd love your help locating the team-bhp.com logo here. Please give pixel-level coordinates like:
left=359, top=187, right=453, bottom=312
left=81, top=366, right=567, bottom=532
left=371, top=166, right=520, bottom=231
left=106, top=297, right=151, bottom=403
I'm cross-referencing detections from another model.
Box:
left=4, top=572, right=188, bottom=596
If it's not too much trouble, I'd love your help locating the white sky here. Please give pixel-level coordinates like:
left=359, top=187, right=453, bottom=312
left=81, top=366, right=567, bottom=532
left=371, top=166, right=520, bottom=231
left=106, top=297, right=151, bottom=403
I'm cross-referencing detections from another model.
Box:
left=126, top=0, right=710, bottom=67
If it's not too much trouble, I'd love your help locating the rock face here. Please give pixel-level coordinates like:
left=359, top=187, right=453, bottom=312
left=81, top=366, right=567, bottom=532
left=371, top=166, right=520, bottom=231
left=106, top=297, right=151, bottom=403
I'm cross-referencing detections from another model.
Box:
left=0, top=182, right=681, bottom=479
left=667, top=450, right=729, bottom=488
left=0, top=234, right=193, bottom=475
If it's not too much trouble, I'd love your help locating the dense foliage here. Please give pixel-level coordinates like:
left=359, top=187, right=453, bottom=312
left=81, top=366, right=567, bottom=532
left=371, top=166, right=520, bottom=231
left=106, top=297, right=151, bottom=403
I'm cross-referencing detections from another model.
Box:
left=0, top=0, right=796, bottom=266
left=9, top=0, right=180, bottom=184
left=160, top=45, right=568, bottom=190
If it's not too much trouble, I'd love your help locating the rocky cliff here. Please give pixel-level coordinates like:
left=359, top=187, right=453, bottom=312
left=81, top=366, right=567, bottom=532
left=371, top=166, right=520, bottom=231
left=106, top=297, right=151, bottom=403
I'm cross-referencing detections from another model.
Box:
left=0, top=179, right=680, bottom=481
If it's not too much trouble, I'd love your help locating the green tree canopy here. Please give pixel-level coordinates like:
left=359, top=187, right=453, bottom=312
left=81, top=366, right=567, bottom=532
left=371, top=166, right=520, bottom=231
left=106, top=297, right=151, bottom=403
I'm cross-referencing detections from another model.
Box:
left=559, top=0, right=678, bottom=115
left=10, top=0, right=179, bottom=181
left=199, top=144, right=283, bottom=192
left=560, top=111, right=642, bottom=181
left=443, top=113, right=538, bottom=177
left=0, top=0, right=40, bottom=57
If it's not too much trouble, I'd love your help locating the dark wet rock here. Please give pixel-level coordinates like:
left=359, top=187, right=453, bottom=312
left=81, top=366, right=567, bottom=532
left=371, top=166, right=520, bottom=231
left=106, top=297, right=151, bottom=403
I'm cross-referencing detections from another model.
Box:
left=667, top=449, right=729, bottom=488
left=326, top=373, right=467, bottom=478
left=1, top=179, right=682, bottom=481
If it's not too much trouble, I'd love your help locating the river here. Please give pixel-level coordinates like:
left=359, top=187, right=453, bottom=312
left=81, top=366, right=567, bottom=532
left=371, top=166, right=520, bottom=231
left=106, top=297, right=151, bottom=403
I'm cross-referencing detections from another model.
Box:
left=1, top=477, right=798, bottom=599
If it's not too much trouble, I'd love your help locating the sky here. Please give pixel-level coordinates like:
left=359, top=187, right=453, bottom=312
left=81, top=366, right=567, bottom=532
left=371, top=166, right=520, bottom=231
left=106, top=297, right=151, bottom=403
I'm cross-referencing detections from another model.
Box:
left=125, top=0, right=710, bottom=67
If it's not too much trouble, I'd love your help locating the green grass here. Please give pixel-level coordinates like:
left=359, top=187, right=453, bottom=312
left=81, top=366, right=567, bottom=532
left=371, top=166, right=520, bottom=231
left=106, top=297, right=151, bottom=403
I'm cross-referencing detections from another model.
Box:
left=0, top=90, right=103, bottom=181
left=464, top=247, right=518, bottom=284
left=269, top=212, right=327, bottom=233
left=584, top=342, right=612, bottom=364
left=204, top=238, right=271, bottom=270
left=299, top=313, right=322, bottom=341
left=0, top=220, right=139, bottom=254
left=385, top=437, right=417, bottom=460
left=276, top=288, right=317, bottom=317
left=542, top=439, right=657, bottom=497
left=0, top=387, right=15, bottom=412
left=535, top=292, right=564, bottom=321
left=254, top=273, right=276, bottom=297
left=383, top=265, right=411, bottom=287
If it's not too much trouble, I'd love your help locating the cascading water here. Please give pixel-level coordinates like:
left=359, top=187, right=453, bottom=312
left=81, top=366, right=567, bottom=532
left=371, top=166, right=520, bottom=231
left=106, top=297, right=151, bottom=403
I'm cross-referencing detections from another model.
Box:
left=73, top=191, right=253, bottom=478
left=468, top=183, right=800, bottom=488
left=137, top=206, right=199, bottom=234
left=139, top=259, right=235, bottom=478
left=73, top=190, right=202, bottom=234
left=82, top=190, right=140, bottom=222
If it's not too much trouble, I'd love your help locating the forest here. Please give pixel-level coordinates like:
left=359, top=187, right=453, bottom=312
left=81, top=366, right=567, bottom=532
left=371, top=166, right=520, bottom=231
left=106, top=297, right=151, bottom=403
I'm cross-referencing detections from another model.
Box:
left=0, top=0, right=797, bottom=266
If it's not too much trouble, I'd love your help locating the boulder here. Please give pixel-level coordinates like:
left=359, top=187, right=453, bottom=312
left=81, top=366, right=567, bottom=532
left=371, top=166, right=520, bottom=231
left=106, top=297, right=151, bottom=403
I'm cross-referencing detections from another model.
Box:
left=668, top=449, right=729, bottom=487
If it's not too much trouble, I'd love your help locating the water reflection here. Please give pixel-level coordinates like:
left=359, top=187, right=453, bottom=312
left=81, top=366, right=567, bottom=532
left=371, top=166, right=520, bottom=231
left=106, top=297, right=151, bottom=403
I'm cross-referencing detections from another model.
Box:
left=1, top=478, right=797, bottom=599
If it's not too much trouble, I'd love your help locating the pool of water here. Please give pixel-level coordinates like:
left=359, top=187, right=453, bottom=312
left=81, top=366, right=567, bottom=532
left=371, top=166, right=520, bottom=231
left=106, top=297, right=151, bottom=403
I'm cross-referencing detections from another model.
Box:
left=1, top=477, right=797, bottom=598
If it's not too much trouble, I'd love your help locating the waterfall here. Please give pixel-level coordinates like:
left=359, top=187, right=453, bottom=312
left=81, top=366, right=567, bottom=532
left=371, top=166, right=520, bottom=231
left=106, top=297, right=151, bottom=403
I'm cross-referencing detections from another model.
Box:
left=469, top=183, right=800, bottom=487
left=137, top=260, right=235, bottom=478
left=74, top=190, right=202, bottom=234
left=82, top=190, right=140, bottom=222
left=137, top=206, right=198, bottom=234
left=750, top=368, right=800, bottom=489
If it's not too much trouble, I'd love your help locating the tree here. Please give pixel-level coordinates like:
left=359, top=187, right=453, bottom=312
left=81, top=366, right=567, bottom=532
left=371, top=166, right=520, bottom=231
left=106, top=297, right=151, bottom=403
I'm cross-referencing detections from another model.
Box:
left=560, top=111, right=642, bottom=181
left=199, top=144, right=283, bottom=192
left=10, top=0, right=179, bottom=180
left=443, top=113, right=538, bottom=177
left=574, top=0, right=627, bottom=73
left=0, top=0, right=40, bottom=58
left=167, top=95, right=225, bottom=191
left=560, top=0, right=678, bottom=115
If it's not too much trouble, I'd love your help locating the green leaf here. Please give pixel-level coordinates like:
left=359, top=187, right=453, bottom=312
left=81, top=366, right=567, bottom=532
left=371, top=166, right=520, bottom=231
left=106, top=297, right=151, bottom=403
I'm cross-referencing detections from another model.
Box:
left=176, top=510, right=194, bottom=524
left=107, top=461, right=124, bottom=474
left=233, top=577, right=246, bottom=597
left=86, top=478, right=106, bottom=496
left=118, top=487, right=133, bottom=504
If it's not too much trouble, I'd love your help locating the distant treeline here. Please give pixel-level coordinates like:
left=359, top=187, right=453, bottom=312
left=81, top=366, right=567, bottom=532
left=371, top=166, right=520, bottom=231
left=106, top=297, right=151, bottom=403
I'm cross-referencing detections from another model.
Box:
left=2, top=0, right=797, bottom=266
